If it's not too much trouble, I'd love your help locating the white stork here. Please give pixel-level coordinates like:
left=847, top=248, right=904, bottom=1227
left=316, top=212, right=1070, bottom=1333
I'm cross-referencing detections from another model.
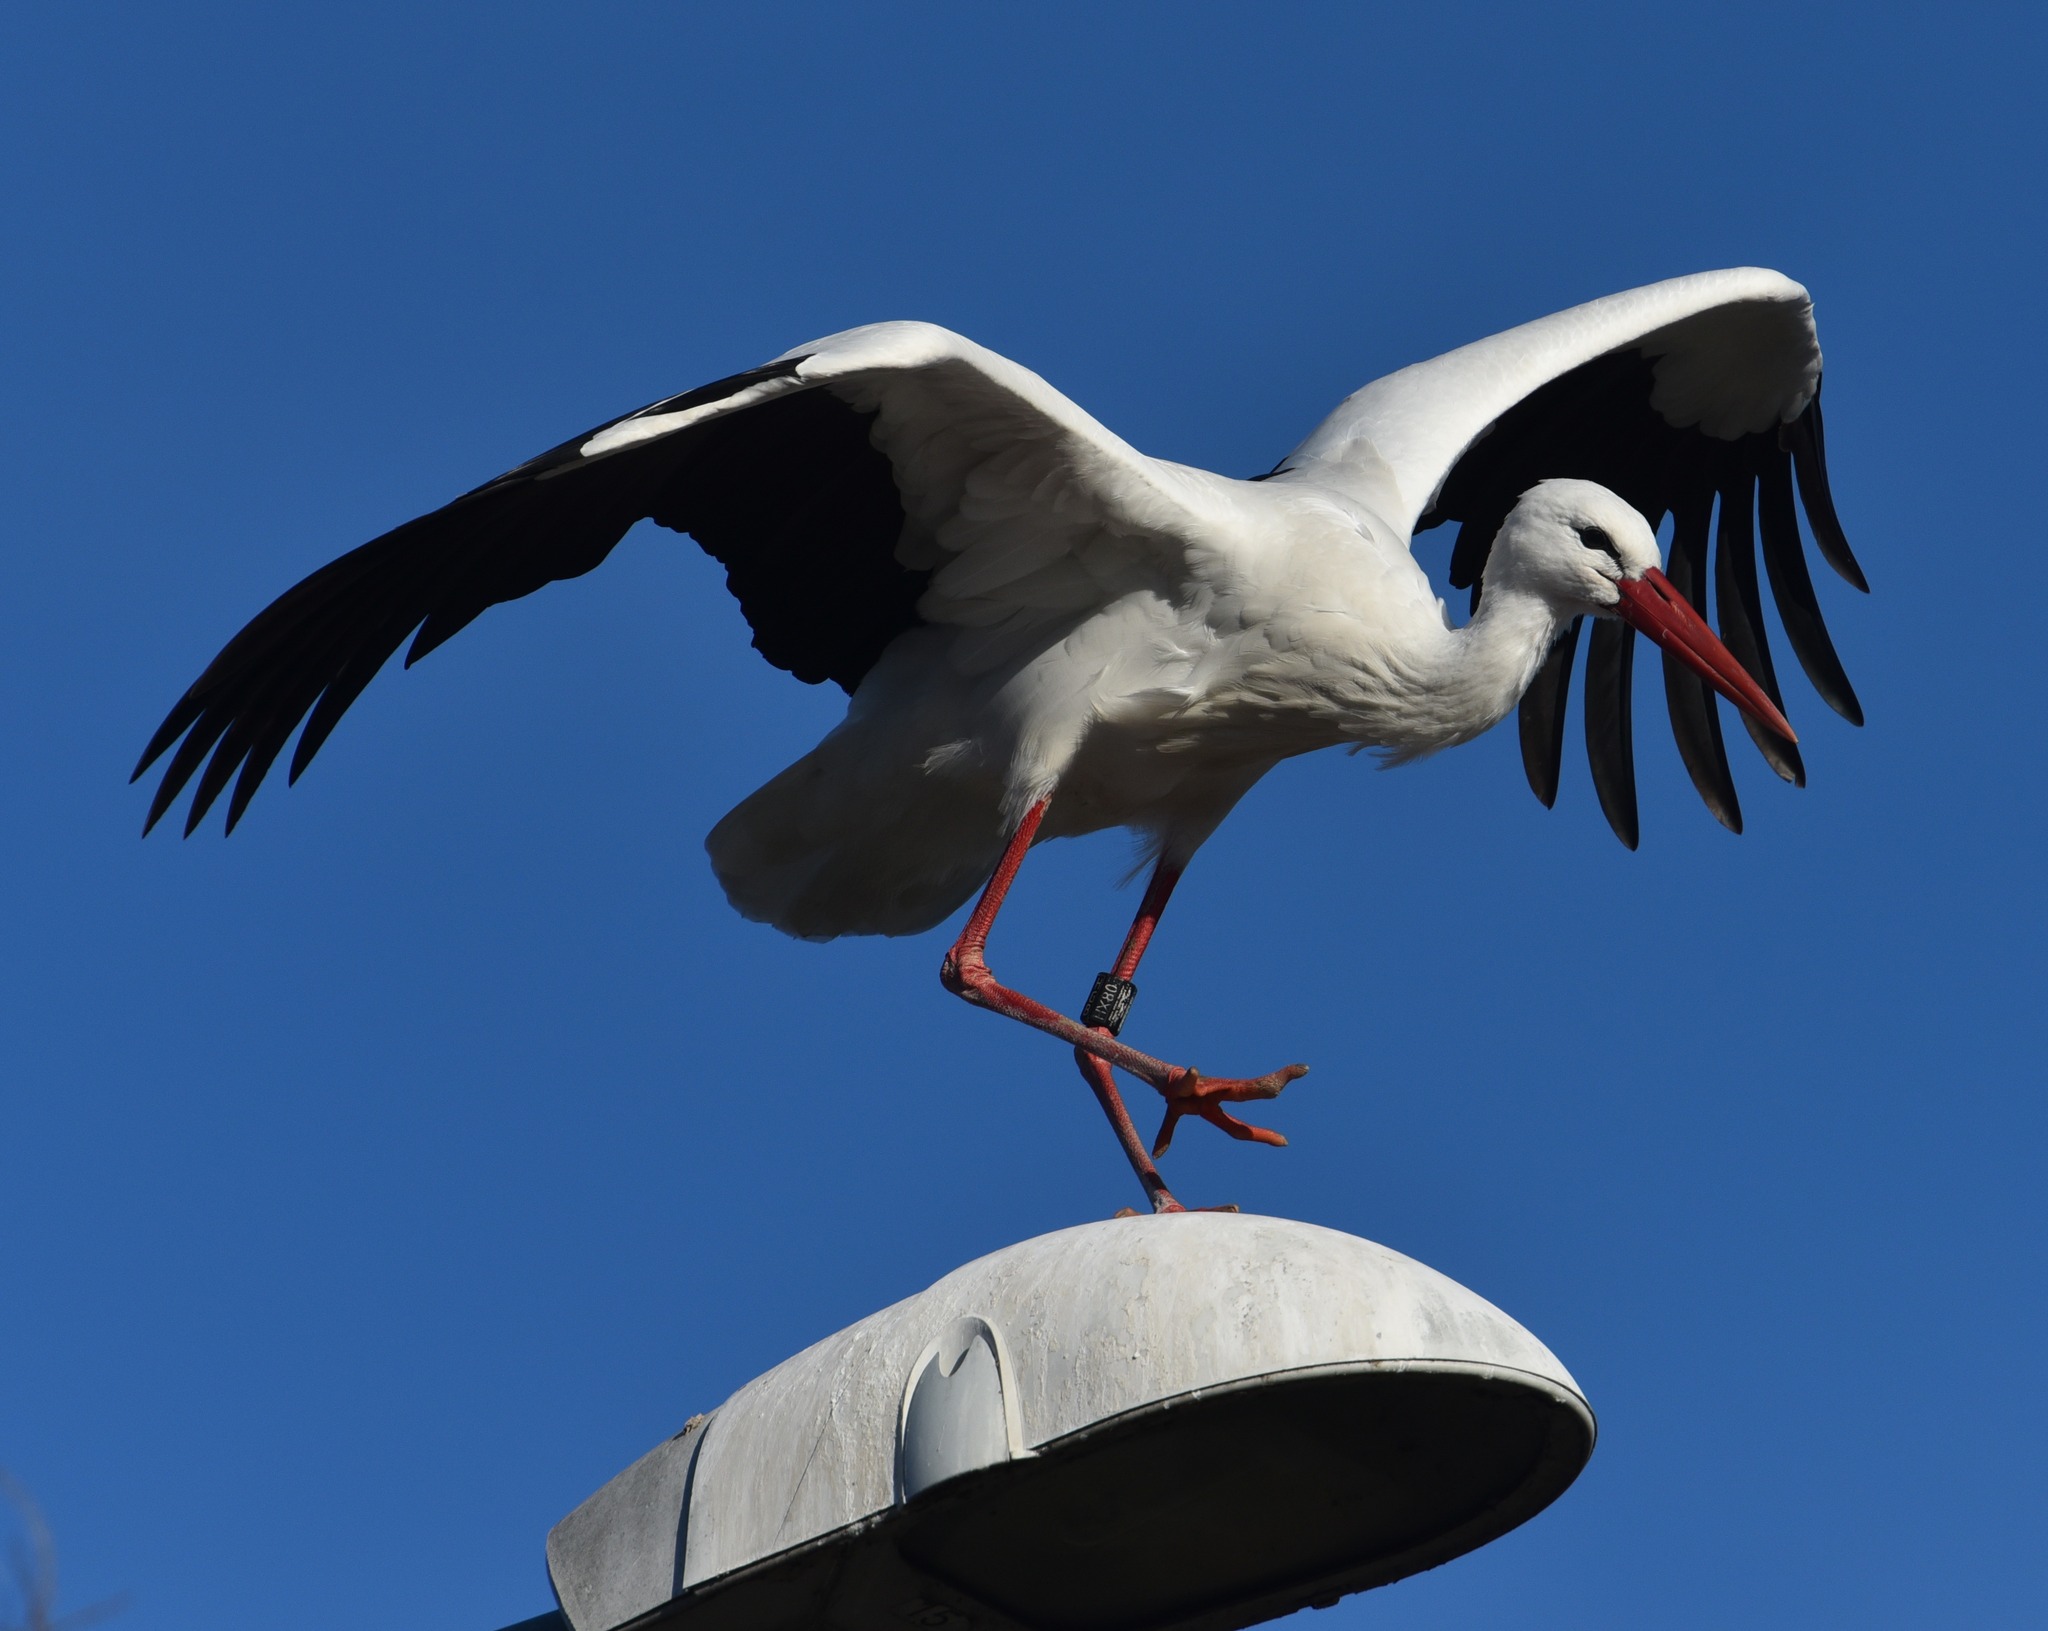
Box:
left=137, top=268, right=1863, bottom=1213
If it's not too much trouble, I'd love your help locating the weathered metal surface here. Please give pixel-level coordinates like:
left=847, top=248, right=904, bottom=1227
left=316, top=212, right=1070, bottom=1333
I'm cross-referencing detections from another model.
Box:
left=545, top=1419, right=705, bottom=1631
left=544, top=1212, right=1593, bottom=1631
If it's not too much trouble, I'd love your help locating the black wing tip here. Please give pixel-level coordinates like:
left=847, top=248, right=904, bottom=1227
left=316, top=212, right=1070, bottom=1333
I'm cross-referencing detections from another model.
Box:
left=1596, top=796, right=1640, bottom=852
left=1596, top=777, right=1640, bottom=850
left=1751, top=712, right=1809, bottom=783
left=1748, top=721, right=1807, bottom=785
left=132, top=705, right=197, bottom=784
left=141, top=750, right=289, bottom=838
left=1518, top=618, right=1580, bottom=811
left=1585, top=621, right=1639, bottom=852
left=1702, top=791, right=1743, bottom=837
left=221, top=760, right=270, bottom=834
left=137, top=713, right=294, bottom=838
left=1808, top=669, right=1864, bottom=728
left=1689, top=756, right=1743, bottom=835
left=1785, top=401, right=1870, bottom=594
left=139, top=721, right=217, bottom=836
left=141, top=780, right=183, bottom=838
left=1522, top=749, right=1559, bottom=808
left=405, top=611, right=472, bottom=667
left=1660, top=503, right=1747, bottom=839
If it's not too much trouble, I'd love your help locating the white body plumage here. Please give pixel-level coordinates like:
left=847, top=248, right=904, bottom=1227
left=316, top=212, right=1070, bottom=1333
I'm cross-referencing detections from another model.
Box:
left=707, top=271, right=1824, bottom=940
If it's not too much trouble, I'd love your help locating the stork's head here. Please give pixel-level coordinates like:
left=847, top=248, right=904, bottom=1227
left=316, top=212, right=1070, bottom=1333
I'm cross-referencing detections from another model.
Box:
left=1490, top=478, right=1796, bottom=742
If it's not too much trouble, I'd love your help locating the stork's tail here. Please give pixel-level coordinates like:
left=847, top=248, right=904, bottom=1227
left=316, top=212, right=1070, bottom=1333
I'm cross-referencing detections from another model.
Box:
left=706, top=729, right=1004, bottom=941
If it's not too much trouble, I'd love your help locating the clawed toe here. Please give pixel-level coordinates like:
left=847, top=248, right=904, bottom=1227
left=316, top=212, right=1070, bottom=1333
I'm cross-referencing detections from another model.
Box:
left=1150, top=1062, right=1309, bottom=1156
left=1114, top=1201, right=1241, bottom=1217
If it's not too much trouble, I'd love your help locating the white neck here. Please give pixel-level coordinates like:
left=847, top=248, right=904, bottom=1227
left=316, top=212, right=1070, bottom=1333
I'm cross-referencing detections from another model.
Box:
left=1380, top=582, right=1566, bottom=759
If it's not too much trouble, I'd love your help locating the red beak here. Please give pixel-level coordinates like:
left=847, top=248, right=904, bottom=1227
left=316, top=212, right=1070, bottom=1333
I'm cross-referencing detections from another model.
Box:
left=1614, top=568, right=1798, bottom=744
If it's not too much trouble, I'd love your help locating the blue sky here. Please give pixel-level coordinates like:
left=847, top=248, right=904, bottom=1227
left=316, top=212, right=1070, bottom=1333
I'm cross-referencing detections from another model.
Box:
left=2, top=4, right=2042, bottom=1628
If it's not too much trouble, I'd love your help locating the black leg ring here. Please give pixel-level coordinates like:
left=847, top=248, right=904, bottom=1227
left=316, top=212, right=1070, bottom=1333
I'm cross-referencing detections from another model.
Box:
left=1080, top=973, right=1138, bottom=1036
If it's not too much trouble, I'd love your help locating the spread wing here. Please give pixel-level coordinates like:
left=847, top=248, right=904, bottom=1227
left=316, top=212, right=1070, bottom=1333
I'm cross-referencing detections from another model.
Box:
left=1285, top=268, right=1865, bottom=848
left=134, top=323, right=1213, bottom=835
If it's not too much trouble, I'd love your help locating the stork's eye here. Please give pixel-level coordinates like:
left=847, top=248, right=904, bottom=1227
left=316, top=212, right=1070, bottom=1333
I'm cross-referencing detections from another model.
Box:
left=1578, top=525, right=1621, bottom=562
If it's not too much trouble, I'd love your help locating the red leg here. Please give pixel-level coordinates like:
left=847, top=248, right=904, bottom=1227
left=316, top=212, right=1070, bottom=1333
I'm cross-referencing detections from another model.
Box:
left=941, top=801, right=1307, bottom=1210
left=1075, top=858, right=1297, bottom=1177
left=1072, top=1049, right=1184, bottom=1213
left=1070, top=861, right=1194, bottom=1211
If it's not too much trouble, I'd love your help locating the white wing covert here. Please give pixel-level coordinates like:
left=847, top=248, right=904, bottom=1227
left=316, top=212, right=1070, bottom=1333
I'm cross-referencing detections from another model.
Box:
left=786, top=324, right=1219, bottom=674
left=1281, top=268, right=1867, bottom=848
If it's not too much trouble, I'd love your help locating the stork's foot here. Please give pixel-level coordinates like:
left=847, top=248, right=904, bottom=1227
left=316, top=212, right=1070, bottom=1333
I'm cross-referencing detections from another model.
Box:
left=1114, top=1202, right=1242, bottom=1218
left=1151, top=1063, right=1309, bottom=1158
left=941, top=807, right=1305, bottom=1214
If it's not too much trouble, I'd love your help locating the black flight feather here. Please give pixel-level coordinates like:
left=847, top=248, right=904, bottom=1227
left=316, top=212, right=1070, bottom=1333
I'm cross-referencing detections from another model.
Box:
left=136, top=361, right=924, bottom=835
left=1415, top=341, right=1864, bottom=846
left=1714, top=453, right=1805, bottom=785
left=1757, top=444, right=1863, bottom=726
left=1518, top=616, right=1582, bottom=808
left=1584, top=619, right=1639, bottom=850
left=1785, top=393, right=1868, bottom=593
left=1659, top=488, right=1743, bottom=832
